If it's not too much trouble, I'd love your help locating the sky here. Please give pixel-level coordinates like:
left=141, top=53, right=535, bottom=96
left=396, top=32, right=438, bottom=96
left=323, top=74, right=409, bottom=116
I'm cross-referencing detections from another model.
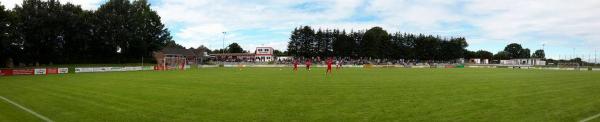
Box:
left=2, top=0, right=600, bottom=62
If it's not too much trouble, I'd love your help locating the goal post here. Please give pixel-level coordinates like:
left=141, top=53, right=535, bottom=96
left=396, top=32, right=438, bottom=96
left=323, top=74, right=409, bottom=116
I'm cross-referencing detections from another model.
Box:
left=163, top=56, right=186, bottom=70
left=558, top=63, right=580, bottom=70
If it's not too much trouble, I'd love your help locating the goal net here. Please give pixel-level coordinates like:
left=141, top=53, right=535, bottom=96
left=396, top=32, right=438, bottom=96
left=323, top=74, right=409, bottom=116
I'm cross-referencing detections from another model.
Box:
left=558, top=63, right=580, bottom=70
left=163, top=56, right=186, bottom=70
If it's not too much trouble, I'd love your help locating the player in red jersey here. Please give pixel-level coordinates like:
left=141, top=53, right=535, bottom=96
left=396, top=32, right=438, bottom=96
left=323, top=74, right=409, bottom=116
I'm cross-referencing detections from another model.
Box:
left=293, top=59, right=299, bottom=71
left=305, top=59, right=312, bottom=71
left=326, top=58, right=333, bottom=74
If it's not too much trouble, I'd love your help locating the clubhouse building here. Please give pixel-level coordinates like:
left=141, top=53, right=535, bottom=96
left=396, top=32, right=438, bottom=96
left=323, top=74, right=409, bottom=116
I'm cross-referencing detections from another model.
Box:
left=211, top=47, right=275, bottom=62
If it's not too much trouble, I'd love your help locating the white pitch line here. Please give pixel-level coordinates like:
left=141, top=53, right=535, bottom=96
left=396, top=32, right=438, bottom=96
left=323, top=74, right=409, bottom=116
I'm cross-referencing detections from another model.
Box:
left=580, top=112, right=600, bottom=122
left=0, top=96, right=53, bottom=122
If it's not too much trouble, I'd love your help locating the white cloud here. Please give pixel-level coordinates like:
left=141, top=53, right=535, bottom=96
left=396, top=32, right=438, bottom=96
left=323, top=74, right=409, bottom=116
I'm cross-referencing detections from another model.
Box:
left=466, top=0, right=600, bottom=45
left=362, top=0, right=600, bottom=58
left=244, top=41, right=288, bottom=52
left=0, top=0, right=19, bottom=9
left=3, top=0, right=600, bottom=57
left=154, top=0, right=365, bottom=49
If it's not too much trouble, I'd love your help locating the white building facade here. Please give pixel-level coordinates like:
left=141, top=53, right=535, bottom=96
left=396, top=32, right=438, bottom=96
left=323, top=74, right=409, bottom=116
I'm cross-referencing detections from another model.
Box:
left=500, top=58, right=546, bottom=66
left=469, top=58, right=489, bottom=64
left=255, top=47, right=274, bottom=62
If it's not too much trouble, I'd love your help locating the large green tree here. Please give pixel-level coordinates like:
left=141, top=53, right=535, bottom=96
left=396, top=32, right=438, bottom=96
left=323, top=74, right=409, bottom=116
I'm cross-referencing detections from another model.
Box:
left=315, top=29, right=326, bottom=57
left=287, top=26, right=315, bottom=57
left=494, top=51, right=510, bottom=60
left=532, top=49, right=545, bottom=59
left=465, top=50, right=477, bottom=59
left=415, top=35, right=441, bottom=60
left=95, top=0, right=133, bottom=62
left=14, top=0, right=70, bottom=65
left=392, top=33, right=416, bottom=60
left=440, top=37, right=468, bottom=60
left=287, top=27, right=301, bottom=57
left=503, top=43, right=532, bottom=59
left=273, top=50, right=285, bottom=56
left=475, top=50, right=493, bottom=59
left=286, top=26, right=470, bottom=61
left=504, top=43, right=523, bottom=59
left=130, top=0, right=171, bottom=57
left=332, top=30, right=354, bottom=58
left=520, top=48, right=531, bottom=58
left=1, top=0, right=177, bottom=67
left=361, top=27, right=390, bottom=59
left=60, top=3, right=95, bottom=63
left=349, top=31, right=363, bottom=58
left=227, top=43, right=244, bottom=53
left=164, top=40, right=185, bottom=49
left=0, top=2, right=14, bottom=67
left=94, top=0, right=172, bottom=63
left=0, top=2, right=6, bottom=65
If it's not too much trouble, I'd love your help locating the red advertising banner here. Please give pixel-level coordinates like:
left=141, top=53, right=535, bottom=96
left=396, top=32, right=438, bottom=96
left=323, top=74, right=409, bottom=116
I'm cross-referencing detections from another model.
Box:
left=154, top=65, right=165, bottom=70
left=46, top=68, right=59, bottom=74
left=0, top=69, right=13, bottom=76
left=1, top=67, right=68, bottom=76
left=13, top=69, right=35, bottom=75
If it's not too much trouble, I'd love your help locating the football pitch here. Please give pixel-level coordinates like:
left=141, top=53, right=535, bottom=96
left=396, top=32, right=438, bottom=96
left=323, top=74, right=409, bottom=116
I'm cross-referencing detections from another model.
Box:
left=1, top=68, right=599, bottom=121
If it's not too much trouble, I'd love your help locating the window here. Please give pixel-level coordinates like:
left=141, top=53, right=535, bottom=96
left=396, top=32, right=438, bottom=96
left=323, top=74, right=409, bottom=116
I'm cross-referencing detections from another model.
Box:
left=258, top=49, right=263, bottom=51
left=265, top=49, right=269, bottom=52
left=267, top=57, right=271, bottom=59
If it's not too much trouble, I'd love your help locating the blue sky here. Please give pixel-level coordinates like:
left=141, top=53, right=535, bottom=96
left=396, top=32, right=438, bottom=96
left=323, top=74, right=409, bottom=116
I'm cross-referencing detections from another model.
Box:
left=2, top=0, right=600, bottom=62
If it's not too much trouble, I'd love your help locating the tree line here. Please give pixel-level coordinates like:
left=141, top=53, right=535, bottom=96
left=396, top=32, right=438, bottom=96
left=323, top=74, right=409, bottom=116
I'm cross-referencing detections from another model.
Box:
left=287, top=26, right=468, bottom=61
left=0, top=0, right=175, bottom=68
left=287, top=26, right=547, bottom=62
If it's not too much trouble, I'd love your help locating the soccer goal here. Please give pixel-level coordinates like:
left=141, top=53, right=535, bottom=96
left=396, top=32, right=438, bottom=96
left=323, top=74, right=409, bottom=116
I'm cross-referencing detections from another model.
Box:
left=163, top=56, right=186, bottom=70
left=558, top=63, right=580, bottom=70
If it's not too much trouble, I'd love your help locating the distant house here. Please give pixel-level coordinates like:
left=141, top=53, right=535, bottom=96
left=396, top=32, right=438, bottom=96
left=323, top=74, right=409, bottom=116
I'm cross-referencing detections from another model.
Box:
left=211, top=53, right=255, bottom=62
left=255, top=47, right=274, bottom=62
left=153, top=48, right=203, bottom=68
left=469, top=58, right=490, bottom=64
left=211, top=47, right=275, bottom=62
left=469, top=58, right=481, bottom=64
left=482, top=59, right=489, bottom=64
left=500, top=58, right=546, bottom=66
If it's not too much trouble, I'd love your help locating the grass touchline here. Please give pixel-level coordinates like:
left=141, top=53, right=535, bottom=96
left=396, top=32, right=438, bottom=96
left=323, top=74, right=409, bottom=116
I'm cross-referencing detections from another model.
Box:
left=0, top=96, right=53, bottom=122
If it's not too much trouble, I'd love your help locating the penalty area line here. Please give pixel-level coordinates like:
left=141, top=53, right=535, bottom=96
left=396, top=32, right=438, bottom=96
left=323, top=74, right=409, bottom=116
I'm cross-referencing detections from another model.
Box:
left=0, top=96, right=53, bottom=122
left=580, top=112, right=600, bottom=122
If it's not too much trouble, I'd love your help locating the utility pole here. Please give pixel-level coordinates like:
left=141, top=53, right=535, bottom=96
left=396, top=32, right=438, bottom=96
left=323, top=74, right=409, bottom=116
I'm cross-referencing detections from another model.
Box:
left=222, top=32, right=227, bottom=55
left=588, top=54, right=591, bottom=65
left=572, top=48, right=576, bottom=60
left=541, top=43, right=545, bottom=51
left=222, top=32, right=227, bottom=63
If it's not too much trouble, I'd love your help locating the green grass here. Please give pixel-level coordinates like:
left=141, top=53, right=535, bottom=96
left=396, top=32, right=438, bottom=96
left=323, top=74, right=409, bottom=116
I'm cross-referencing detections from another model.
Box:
left=1, top=68, right=600, bottom=121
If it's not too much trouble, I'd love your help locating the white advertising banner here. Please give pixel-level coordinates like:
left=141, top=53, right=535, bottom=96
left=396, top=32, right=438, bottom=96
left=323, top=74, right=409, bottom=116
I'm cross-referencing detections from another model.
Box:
left=34, top=68, right=47, bottom=75
left=58, top=68, right=69, bottom=74
left=75, top=68, right=94, bottom=73
left=123, top=66, right=142, bottom=71
left=75, top=66, right=144, bottom=73
left=109, top=67, right=123, bottom=72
